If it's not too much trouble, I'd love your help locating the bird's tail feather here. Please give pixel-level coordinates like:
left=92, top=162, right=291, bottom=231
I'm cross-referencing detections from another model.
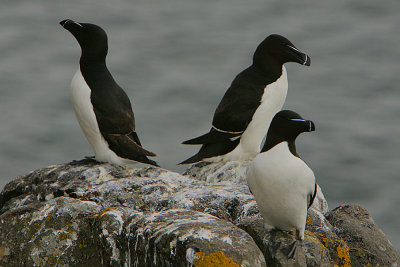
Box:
left=179, top=138, right=240, bottom=165
left=182, top=128, right=240, bottom=145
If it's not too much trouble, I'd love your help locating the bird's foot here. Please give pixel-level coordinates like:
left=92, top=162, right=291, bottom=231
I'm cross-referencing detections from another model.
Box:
left=71, top=156, right=99, bottom=166
left=110, top=163, right=126, bottom=171
left=287, top=240, right=297, bottom=259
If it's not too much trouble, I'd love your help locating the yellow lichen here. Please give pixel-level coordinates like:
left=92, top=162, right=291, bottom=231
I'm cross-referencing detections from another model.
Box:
left=58, top=232, right=71, bottom=240
left=46, top=254, right=62, bottom=265
left=306, top=217, right=312, bottom=225
left=336, top=244, right=351, bottom=267
left=322, top=237, right=335, bottom=247
left=33, top=222, right=41, bottom=229
left=78, top=240, right=85, bottom=249
left=305, top=231, right=326, bottom=255
left=357, top=249, right=366, bottom=257
left=193, top=251, right=239, bottom=267
left=46, top=212, right=53, bottom=222
left=364, top=264, right=372, bottom=267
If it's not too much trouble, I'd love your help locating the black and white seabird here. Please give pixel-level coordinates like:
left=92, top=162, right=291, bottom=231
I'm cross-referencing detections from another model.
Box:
left=180, top=34, right=311, bottom=165
left=60, top=19, right=158, bottom=166
left=246, top=110, right=317, bottom=258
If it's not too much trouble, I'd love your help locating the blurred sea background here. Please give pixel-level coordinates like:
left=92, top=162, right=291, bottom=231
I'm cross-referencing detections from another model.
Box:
left=0, top=0, right=399, bottom=251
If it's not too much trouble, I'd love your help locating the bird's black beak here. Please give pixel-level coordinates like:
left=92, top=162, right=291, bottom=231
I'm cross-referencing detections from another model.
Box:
left=286, top=44, right=311, bottom=66
left=306, top=120, right=315, bottom=132
left=60, top=19, right=71, bottom=28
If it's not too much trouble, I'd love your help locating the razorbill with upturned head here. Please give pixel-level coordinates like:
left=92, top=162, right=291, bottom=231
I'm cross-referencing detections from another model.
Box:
left=246, top=110, right=316, bottom=258
left=60, top=19, right=158, bottom=166
left=180, top=34, right=310, bottom=165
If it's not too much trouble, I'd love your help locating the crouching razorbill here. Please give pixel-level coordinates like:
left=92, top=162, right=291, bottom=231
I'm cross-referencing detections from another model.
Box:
left=60, top=19, right=158, bottom=166
left=246, top=110, right=317, bottom=258
left=180, top=34, right=310, bottom=165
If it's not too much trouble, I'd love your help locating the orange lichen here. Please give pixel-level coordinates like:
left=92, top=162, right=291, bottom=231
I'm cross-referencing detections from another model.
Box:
left=193, top=251, right=239, bottom=267
left=336, top=244, right=351, bottom=267
left=306, top=217, right=312, bottom=225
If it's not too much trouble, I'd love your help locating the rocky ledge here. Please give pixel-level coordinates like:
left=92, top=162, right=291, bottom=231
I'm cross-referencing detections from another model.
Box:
left=0, top=160, right=398, bottom=266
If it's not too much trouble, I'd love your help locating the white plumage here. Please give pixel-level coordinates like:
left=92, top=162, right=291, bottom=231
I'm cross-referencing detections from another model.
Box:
left=246, top=141, right=315, bottom=240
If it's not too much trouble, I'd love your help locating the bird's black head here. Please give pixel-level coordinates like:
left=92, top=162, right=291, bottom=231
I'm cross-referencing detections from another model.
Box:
left=60, top=19, right=108, bottom=59
left=253, top=34, right=311, bottom=69
left=261, top=110, right=315, bottom=153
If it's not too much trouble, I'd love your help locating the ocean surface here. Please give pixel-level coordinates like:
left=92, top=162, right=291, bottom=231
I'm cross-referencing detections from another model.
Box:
left=0, top=0, right=399, bottom=251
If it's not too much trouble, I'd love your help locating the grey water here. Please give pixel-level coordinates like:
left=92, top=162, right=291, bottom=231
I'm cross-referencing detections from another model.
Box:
left=0, top=0, right=399, bottom=251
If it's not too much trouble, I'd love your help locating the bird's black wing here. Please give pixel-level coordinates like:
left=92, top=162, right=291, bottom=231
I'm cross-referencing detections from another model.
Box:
left=104, top=134, right=158, bottom=166
left=90, top=78, right=136, bottom=135
left=308, top=183, right=318, bottom=209
left=212, top=66, right=273, bottom=133
left=90, top=75, right=157, bottom=160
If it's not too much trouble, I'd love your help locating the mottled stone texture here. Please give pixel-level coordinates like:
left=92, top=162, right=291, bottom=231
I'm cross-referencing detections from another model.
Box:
left=0, top=160, right=398, bottom=266
left=326, top=205, right=400, bottom=266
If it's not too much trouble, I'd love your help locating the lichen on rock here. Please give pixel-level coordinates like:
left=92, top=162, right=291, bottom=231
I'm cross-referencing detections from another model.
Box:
left=0, top=160, right=398, bottom=266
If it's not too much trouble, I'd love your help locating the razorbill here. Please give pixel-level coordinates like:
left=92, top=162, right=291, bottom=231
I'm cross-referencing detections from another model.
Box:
left=180, top=34, right=310, bottom=165
left=60, top=19, right=158, bottom=166
left=246, top=110, right=316, bottom=258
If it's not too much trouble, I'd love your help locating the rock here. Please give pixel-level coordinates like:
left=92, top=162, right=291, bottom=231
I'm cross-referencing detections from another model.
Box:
left=183, top=160, right=252, bottom=184
left=0, top=160, right=398, bottom=266
left=0, top=160, right=264, bottom=267
left=326, top=204, right=400, bottom=267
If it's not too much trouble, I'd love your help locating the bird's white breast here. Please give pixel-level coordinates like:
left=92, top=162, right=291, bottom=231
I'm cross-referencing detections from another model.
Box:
left=70, top=67, right=126, bottom=165
left=246, top=142, right=315, bottom=231
left=225, top=66, right=288, bottom=161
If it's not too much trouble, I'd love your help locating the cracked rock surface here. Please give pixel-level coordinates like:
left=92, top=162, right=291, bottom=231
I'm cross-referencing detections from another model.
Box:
left=0, top=160, right=398, bottom=266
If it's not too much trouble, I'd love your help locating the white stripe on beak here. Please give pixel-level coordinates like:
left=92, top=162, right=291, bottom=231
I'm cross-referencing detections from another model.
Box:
left=303, top=55, right=309, bottom=65
left=74, top=21, right=84, bottom=28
